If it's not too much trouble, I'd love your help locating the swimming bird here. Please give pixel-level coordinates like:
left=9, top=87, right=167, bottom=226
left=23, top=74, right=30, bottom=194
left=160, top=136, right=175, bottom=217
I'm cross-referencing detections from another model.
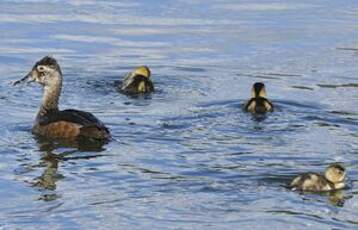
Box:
left=290, top=163, right=346, bottom=192
left=119, top=66, right=154, bottom=94
left=244, top=82, right=273, bottom=113
left=14, top=56, right=110, bottom=141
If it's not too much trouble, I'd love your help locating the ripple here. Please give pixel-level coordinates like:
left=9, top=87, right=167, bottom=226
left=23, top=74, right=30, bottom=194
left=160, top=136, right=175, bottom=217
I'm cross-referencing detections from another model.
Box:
left=317, top=83, right=358, bottom=88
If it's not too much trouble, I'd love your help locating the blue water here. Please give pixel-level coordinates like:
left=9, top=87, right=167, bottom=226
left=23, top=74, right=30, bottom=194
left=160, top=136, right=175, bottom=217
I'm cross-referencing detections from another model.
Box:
left=0, top=0, right=358, bottom=229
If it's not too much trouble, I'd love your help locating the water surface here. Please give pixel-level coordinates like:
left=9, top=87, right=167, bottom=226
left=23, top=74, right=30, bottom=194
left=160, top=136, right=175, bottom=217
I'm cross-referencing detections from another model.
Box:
left=0, top=0, right=358, bottom=229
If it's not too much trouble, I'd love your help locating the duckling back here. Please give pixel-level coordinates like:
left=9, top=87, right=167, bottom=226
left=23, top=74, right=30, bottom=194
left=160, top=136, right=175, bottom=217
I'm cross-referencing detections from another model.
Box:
left=245, top=97, right=273, bottom=114
left=290, top=173, right=333, bottom=192
left=121, top=75, right=154, bottom=94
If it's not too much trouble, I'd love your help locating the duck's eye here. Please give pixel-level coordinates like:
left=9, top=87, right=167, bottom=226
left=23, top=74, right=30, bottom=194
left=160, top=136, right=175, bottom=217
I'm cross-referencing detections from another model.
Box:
left=37, top=65, right=46, bottom=72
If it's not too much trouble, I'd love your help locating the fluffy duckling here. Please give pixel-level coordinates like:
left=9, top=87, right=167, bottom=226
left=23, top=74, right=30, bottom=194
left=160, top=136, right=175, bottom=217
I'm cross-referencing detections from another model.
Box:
left=14, top=56, right=110, bottom=141
left=290, top=163, right=346, bottom=192
left=244, top=82, right=273, bottom=113
left=120, top=66, right=154, bottom=94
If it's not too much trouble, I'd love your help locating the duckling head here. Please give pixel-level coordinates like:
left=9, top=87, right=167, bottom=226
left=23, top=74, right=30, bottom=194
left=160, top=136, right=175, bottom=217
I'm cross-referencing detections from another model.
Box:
left=251, top=82, right=266, bottom=98
left=14, top=56, right=62, bottom=87
left=133, top=66, right=151, bottom=78
left=325, top=163, right=346, bottom=183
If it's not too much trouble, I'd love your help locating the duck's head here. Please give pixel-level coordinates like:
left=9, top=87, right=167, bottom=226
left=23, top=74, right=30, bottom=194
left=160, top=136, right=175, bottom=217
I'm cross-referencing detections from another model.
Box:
left=14, top=56, right=62, bottom=87
left=133, top=66, right=151, bottom=78
left=325, top=163, right=346, bottom=184
left=251, top=82, right=266, bottom=98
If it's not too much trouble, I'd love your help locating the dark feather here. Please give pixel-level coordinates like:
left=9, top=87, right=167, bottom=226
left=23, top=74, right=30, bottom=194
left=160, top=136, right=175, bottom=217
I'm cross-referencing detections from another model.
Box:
left=245, top=97, right=273, bottom=113
left=38, top=109, right=109, bottom=134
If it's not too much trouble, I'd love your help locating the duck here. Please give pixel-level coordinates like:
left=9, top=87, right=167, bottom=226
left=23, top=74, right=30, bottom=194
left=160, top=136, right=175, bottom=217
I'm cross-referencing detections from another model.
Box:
left=244, top=82, right=273, bottom=113
left=290, top=163, right=346, bottom=192
left=119, top=66, right=154, bottom=94
left=14, top=56, right=110, bottom=141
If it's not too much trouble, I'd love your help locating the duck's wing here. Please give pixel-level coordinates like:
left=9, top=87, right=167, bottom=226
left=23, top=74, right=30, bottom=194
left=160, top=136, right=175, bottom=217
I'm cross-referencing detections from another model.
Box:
left=244, top=98, right=255, bottom=112
left=63, top=109, right=108, bottom=128
left=37, top=109, right=110, bottom=139
left=263, top=98, right=274, bottom=112
left=290, top=173, right=329, bottom=192
left=39, top=109, right=104, bottom=126
left=121, top=72, right=136, bottom=91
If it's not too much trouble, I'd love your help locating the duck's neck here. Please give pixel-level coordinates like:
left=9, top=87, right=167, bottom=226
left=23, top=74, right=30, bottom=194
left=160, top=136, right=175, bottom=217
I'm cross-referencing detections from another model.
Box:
left=252, top=89, right=266, bottom=98
left=39, top=74, right=62, bottom=114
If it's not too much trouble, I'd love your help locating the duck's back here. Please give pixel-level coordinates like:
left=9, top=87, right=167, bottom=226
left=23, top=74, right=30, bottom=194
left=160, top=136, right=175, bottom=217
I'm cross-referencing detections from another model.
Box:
left=33, top=109, right=110, bottom=140
left=245, top=97, right=273, bottom=113
left=121, top=74, right=154, bottom=94
left=290, top=173, right=332, bottom=192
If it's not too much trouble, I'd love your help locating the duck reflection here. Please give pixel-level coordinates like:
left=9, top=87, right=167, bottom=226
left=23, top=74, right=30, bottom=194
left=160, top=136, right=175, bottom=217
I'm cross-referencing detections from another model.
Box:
left=27, top=135, right=107, bottom=201
left=328, top=190, right=346, bottom=207
left=35, top=134, right=108, bottom=152
left=33, top=152, right=61, bottom=191
left=298, top=189, right=348, bottom=207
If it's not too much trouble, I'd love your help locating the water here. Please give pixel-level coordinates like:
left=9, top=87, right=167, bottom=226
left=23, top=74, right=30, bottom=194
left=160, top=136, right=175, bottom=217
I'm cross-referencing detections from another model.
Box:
left=1, top=0, right=358, bottom=229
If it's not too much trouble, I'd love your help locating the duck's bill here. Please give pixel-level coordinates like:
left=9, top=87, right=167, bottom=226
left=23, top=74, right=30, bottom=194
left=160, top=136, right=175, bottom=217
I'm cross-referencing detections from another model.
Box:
left=13, top=71, right=35, bottom=86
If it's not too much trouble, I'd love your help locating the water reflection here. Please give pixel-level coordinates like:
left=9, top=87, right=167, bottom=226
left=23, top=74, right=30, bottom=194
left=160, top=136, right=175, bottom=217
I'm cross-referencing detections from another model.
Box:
left=328, top=190, right=346, bottom=207
left=250, top=113, right=269, bottom=122
left=299, top=190, right=348, bottom=207
left=35, top=135, right=108, bottom=152
left=27, top=135, right=108, bottom=203
left=32, top=152, right=61, bottom=191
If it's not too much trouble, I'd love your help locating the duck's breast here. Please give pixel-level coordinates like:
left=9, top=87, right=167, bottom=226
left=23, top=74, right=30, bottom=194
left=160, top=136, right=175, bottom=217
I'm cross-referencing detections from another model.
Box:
left=33, top=121, right=82, bottom=139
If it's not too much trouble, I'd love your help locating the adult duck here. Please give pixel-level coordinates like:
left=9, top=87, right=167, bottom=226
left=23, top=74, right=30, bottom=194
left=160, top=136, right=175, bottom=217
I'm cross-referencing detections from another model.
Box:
left=14, top=56, right=110, bottom=141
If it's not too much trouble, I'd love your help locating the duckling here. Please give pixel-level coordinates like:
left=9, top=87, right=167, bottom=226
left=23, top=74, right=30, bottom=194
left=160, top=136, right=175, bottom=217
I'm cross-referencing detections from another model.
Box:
left=120, top=66, right=154, bottom=94
left=244, top=82, right=273, bottom=113
left=290, top=163, right=346, bottom=192
left=14, top=56, right=110, bottom=141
